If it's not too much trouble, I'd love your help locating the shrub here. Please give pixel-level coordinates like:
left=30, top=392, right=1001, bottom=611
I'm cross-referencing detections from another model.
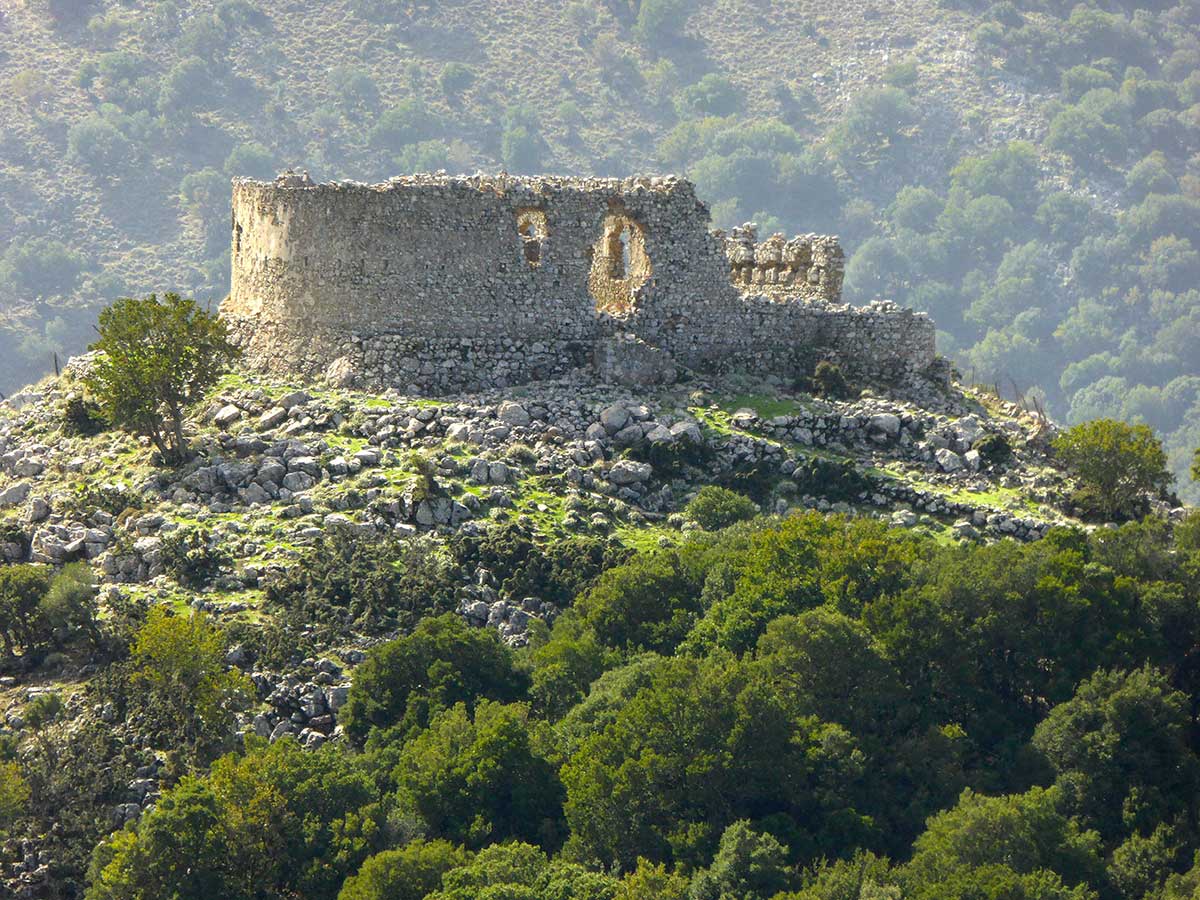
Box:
left=160, top=526, right=232, bottom=589
left=501, top=124, right=542, bottom=173
left=792, top=457, right=872, bottom=503
left=973, top=432, right=1013, bottom=466
left=0, top=237, right=88, bottom=297
left=126, top=608, right=250, bottom=762
left=329, top=65, right=380, bottom=114
left=1053, top=419, right=1172, bottom=521
left=157, top=57, right=216, bottom=120
left=438, top=63, right=475, bottom=98
left=450, top=523, right=625, bottom=606
left=633, top=0, right=696, bottom=47
left=369, top=100, right=438, bottom=151
left=338, top=840, right=469, bottom=900
left=264, top=524, right=457, bottom=632
left=811, top=360, right=851, bottom=399
left=883, top=59, right=920, bottom=89
left=576, top=552, right=700, bottom=653
left=685, top=486, right=759, bottom=530
left=341, top=614, right=527, bottom=746
left=675, top=73, right=741, bottom=117
left=392, top=701, right=565, bottom=848
left=223, top=142, right=274, bottom=179
left=62, top=481, right=142, bottom=519
left=62, top=393, right=106, bottom=436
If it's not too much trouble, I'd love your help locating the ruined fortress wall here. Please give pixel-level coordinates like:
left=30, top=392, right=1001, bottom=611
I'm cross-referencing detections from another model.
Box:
left=223, top=174, right=937, bottom=392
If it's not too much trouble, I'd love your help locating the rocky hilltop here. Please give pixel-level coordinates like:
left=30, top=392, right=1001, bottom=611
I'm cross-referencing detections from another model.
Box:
left=0, top=353, right=1194, bottom=893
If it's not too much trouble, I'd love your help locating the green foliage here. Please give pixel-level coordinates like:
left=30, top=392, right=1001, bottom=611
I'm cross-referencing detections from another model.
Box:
left=810, top=360, right=852, bottom=399
left=224, top=141, right=275, bottom=179
left=450, top=522, right=625, bottom=607
left=329, top=65, right=380, bottom=114
left=66, top=113, right=138, bottom=173
left=560, top=653, right=869, bottom=870
left=973, top=432, right=1013, bottom=466
left=438, top=63, right=475, bottom=98
left=791, top=457, right=871, bottom=503
left=369, top=100, right=438, bottom=152
left=0, top=236, right=89, bottom=297
left=342, top=614, right=526, bottom=746
left=158, top=57, right=217, bottom=120
left=0, top=760, right=30, bottom=834
left=159, top=526, right=232, bottom=589
left=501, top=121, right=543, bottom=173
left=633, top=0, right=697, bottom=47
left=0, top=564, right=52, bottom=657
left=684, top=486, right=759, bottom=530
left=392, top=701, right=565, bottom=848
left=126, top=608, right=250, bottom=763
left=899, top=787, right=1105, bottom=900
left=689, top=820, right=795, bottom=900
left=826, top=87, right=917, bottom=167
left=86, top=294, right=238, bottom=464
left=265, top=525, right=457, bottom=632
left=676, top=74, right=741, bottom=117
left=1052, top=419, right=1172, bottom=521
left=87, top=738, right=380, bottom=900
left=338, top=839, right=469, bottom=900
left=1032, top=667, right=1200, bottom=846
left=528, top=613, right=614, bottom=719
left=576, top=551, right=700, bottom=653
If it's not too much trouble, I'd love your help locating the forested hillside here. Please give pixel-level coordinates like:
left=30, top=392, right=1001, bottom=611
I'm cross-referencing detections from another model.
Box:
left=2, top=0, right=1199, bottom=495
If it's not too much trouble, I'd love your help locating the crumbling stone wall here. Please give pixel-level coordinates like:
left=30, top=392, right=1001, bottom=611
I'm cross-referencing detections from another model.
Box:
left=222, top=173, right=935, bottom=392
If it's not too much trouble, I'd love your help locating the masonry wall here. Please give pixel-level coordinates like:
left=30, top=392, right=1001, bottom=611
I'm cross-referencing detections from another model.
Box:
left=223, top=173, right=937, bottom=392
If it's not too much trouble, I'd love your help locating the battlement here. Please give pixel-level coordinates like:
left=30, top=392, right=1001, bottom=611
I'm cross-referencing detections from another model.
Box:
left=221, top=172, right=935, bottom=392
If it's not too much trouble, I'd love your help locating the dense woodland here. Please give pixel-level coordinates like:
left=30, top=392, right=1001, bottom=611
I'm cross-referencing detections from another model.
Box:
left=1, top=0, right=1199, bottom=497
left=17, top=510, right=1191, bottom=898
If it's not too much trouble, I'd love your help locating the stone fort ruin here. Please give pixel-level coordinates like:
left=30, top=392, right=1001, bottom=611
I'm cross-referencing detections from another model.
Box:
left=221, top=172, right=937, bottom=392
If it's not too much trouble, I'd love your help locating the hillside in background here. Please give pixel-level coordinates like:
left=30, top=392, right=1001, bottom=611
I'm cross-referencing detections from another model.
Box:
left=1, top=0, right=1199, bottom=498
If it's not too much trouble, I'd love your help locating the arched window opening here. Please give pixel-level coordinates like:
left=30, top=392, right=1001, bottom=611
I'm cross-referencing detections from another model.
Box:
left=515, top=208, right=548, bottom=268
left=589, top=209, right=651, bottom=316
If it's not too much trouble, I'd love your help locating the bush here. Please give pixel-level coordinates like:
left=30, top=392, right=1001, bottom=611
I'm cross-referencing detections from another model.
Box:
left=369, top=100, right=438, bottom=152
left=160, top=526, right=232, bottom=589
left=438, top=63, right=475, bottom=98
left=0, top=237, right=88, bottom=297
left=501, top=124, right=543, bottom=173
left=329, top=65, right=380, bottom=114
left=1053, top=418, right=1172, bottom=521
left=973, top=432, right=1013, bottom=466
left=449, top=523, right=625, bottom=607
left=264, top=524, right=457, bottom=632
left=675, top=74, right=741, bottom=117
left=392, top=701, right=565, bottom=848
left=341, top=614, right=527, bottom=746
left=157, top=57, right=215, bottom=120
left=791, top=457, right=872, bottom=503
left=685, top=486, right=759, bottom=530
left=223, top=141, right=275, bottom=179
left=576, top=552, right=700, bottom=653
left=338, top=840, right=469, bottom=900
left=126, top=608, right=250, bottom=762
left=633, top=0, right=696, bottom=47
left=811, top=360, right=851, bottom=399
left=62, top=393, right=106, bottom=436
